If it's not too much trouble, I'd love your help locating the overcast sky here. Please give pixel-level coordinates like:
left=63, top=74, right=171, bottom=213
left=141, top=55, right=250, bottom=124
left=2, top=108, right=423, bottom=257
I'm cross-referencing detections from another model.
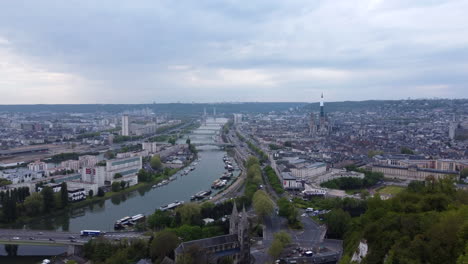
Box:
left=0, top=0, right=467, bottom=104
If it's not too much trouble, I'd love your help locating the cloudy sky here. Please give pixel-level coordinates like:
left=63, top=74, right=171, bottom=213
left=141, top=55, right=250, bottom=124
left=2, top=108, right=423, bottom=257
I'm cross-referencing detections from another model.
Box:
left=0, top=0, right=467, bottom=104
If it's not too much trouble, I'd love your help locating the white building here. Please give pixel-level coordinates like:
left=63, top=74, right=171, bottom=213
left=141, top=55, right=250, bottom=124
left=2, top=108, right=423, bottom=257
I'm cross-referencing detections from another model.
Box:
left=290, top=162, right=327, bottom=180
left=82, top=166, right=107, bottom=187
left=28, top=161, right=48, bottom=172
left=122, top=114, right=130, bottom=136
left=106, top=156, right=141, bottom=186
left=142, top=142, right=159, bottom=153
left=281, top=172, right=303, bottom=190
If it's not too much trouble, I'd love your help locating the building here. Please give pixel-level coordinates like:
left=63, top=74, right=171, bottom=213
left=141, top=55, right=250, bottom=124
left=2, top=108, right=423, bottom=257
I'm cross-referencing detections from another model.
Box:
left=37, top=183, right=62, bottom=193
left=309, top=93, right=332, bottom=137
left=105, top=156, right=141, bottom=186
left=142, top=142, right=159, bottom=153
left=122, top=114, right=130, bottom=136
left=371, top=164, right=459, bottom=181
left=233, top=114, right=243, bottom=124
left=290, top=162, right=327, bottom=180
left=281, top=172, right=304, bottom=190
left=28, top=161, right=48, bottom=172
left=174, top=203, right=250, bottom=264
left=82, top=166, right=107, bottom=187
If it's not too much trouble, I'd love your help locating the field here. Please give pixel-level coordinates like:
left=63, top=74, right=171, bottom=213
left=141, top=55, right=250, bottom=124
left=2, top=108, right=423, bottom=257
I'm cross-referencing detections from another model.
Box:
left=377, top=185, right=405, bottom=195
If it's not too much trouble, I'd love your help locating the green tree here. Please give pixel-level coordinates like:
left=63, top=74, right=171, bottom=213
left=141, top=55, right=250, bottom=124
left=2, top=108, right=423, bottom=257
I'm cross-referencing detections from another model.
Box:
left=274, top=231, right=291, bottom=245
left=148, top=210, right=173, bottom=230
left=113, top=173, right=123, bottom=179
left=150, top=230, right=181, bottom=261
left=88, top=189, right=94, bottom=198
left=252, top=190, right=274, bottom=221
left=176, top=203, right=201, bottom=225
left=24, top=192, right=43, bottom=216
left=150, top=155, right=163, bottom=170
left=111, top=182, right=121, bottom=192
left=460, top=168, right=468, bottom=179
left=41, top=186, right=55, bottom=213
left=401, top=147, right=415, bottom=154
left=97, top=187, right=105, bottom=197
left=60, top=182, right=68, bottom=208
left=323, top=209, right=351, bottom=239
left=268, top=239, right=284, bottom=259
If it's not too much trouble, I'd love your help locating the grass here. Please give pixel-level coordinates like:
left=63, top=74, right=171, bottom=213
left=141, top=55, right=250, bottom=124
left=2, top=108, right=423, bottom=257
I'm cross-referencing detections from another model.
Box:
left=377, top=185, right=405, bottom=195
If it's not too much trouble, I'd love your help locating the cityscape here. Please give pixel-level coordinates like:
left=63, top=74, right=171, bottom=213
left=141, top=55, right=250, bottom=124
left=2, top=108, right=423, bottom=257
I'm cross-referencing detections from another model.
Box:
left=1, top=1, right=468, bottom=264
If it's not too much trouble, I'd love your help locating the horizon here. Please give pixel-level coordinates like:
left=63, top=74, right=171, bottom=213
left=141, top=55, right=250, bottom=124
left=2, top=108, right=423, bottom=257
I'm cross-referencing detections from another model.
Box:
left=1, top=1, right=468, bottom=103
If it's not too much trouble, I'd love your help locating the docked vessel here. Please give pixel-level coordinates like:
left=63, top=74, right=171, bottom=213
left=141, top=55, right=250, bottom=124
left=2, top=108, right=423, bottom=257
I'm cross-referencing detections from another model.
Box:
left=114, top=214, right=146, bottom=230
left=160, top=200, right=184, bottom=211
left=190, top=190, right=212, bottom=200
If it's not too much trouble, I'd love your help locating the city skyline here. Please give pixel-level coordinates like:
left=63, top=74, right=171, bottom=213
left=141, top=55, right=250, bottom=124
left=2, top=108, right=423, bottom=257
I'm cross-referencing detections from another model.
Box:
left=0, top=1, right=467, bottom=104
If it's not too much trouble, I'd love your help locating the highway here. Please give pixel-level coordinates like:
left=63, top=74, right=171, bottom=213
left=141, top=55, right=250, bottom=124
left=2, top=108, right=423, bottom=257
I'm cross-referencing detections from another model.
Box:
left=0, top=229, right=145, bottom=246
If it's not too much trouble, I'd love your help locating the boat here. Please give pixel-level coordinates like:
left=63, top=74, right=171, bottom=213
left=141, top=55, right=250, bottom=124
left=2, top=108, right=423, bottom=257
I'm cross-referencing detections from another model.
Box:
left=193, top=190, right=212, bottom=200
left=212, top=179, right=227, bottom=189
left=169, top=176, right=177, bottom=181
left=220, top=172, right=233, bottom=179
left=152, top=184, right=158, bottom=188
left=160, top=201, right=184, bottom=211
left=114, top=214, right=146, bottom=229
left=189, top=166, right=195, bottom=171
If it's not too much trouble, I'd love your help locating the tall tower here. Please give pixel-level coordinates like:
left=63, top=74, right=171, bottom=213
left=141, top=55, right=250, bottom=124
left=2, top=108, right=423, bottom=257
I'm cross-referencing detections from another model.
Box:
left=320, top=93, right=325, bottom=118
left=122, top=114, right=129, bottom=136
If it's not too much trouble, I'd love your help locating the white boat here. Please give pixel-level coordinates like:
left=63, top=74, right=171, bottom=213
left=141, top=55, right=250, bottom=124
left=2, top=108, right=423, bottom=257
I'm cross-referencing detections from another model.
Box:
left=160, top=200, right=184, bottom=211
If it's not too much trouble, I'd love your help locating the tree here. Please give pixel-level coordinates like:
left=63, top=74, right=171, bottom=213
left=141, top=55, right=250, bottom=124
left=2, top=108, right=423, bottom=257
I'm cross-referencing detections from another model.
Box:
left=120, top=181, right=126, bottom=190
left=150, top=155, right=163, bottom=170
left=401, top=147, right=414, bottom=154
left=24, top=192, right=43, bottom=216
left=60, top=182, right=68, bottom=208
left=461, top=168, right=468, bottom=179
left=176, top=203, right=201, bottom=225
left=97, top=187, right=105, bottom=197
left=88, top=189, right=94, bottom=198
left=252, top=190, right=274, bottom=221
left=148, top=210, right=173, bottom=230
left=41, top=186, right=55, bottom=213
left=168, top=137, right=176, bottom=145
left=274, top=231, right=291, bottom=245
left=111, top=182, right=121, bottom=192
left=186, top=138, right=191, bottom=145
left=150, top=230, right=181, bottom=261
left=323, top=209, right=351, bottom=239
left=114, top=173, right=123, bottom=179
left=268, top=239, right=284, bottom=259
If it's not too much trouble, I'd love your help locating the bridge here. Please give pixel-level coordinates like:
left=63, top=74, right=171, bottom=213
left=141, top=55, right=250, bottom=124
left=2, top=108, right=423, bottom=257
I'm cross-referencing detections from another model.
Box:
left=0, top=229, right=147, bottom=255
left=193, top=142, right=235, bottom=147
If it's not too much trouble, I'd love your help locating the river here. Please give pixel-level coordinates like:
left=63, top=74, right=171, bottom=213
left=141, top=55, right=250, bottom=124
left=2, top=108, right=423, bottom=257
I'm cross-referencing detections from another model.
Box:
left=0, top=117, right=235, bottom=260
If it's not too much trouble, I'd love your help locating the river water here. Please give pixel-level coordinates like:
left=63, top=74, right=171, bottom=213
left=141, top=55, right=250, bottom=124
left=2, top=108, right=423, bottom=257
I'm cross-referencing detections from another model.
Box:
left=0, top=117, right=234, bottom=259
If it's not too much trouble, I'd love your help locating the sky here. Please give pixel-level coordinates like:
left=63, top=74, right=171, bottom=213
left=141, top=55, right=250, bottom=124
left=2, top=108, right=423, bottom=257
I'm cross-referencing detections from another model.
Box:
left=0, top=0, right=467, bottom=104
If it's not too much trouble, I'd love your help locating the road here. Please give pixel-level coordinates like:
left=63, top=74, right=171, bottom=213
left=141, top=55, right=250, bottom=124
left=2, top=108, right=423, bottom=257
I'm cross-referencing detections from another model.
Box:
left=0, top=229, right=145, bottom=246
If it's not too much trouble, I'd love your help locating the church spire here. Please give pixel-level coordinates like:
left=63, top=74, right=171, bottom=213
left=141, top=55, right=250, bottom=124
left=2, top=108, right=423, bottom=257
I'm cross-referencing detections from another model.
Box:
left=320, top=93, right=325, bottom=117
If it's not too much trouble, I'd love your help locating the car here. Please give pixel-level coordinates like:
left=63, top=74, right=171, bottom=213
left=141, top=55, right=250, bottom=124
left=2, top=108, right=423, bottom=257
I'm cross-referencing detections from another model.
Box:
left=29, top=237, right=35, bottom=240
left=304, top=251, right=314, bottom=257
left=68, top=236, right=76, bottom=239
left=12, top=237, right=20, bottom=240
left=38, top=232, right=43, bottom=235
left=306, top=208, right=314, bottom=213
left=70, top=239, right=77, bottom=242
left=49, top=238, right=55, bottom=241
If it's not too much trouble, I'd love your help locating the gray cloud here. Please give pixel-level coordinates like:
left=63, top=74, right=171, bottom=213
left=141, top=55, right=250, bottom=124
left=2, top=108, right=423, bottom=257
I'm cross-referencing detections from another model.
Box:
left=0, top=0, right=467, bottom=103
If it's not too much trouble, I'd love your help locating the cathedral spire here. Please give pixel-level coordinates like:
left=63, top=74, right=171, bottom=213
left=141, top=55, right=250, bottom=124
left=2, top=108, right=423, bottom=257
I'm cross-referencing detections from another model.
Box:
left=320, top=93, right=325, bottom=117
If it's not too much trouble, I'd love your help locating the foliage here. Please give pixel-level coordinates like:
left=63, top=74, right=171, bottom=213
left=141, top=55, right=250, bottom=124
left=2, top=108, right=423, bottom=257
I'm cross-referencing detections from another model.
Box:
left=320, top=169, right=384, bottom=190
left=244, top=156, right=264, bottom=201
left=264, top=166, right=284, bottom=195
left=113, top=173, right=123, bottom=179
left=323, top=209, right=351, bottom=239
left=246, top=140, right=268, bottom=163
left=150, top=230, right=180, bottom=261
left=41, top=186, right=55, bottom=213
left=84, top=239, right=148, bottom=264
left=269, top=144, right=281, bottom=150
left=60, top=182, right=68, bottom=208
left=175, top=203, right=201, bottom=225
left=88, top=189, right=94, bottom=198
left=0, top=178, right=12, bottom=187
left=47, top=152, right=79, bottom=163
left=97, top=187, right=105, bottom=197
left=252, top=190, right=274, bottom=221
left=339, top=177, right=468, bottom=264
left=461, top=168, right=468, bottom=178
left=278, top=197, right=300, bottom=227
left=268, top=231, right=291, bottom=259
left=111, top=182, right=121, bottom=192
left=400, top=146, right=415, bottom=154
left=150, top=155, right=163, bottom=170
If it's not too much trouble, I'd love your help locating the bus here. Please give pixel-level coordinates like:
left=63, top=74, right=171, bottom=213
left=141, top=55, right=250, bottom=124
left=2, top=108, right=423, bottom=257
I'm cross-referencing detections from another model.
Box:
left=80, top=230, right=101, bottom=236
